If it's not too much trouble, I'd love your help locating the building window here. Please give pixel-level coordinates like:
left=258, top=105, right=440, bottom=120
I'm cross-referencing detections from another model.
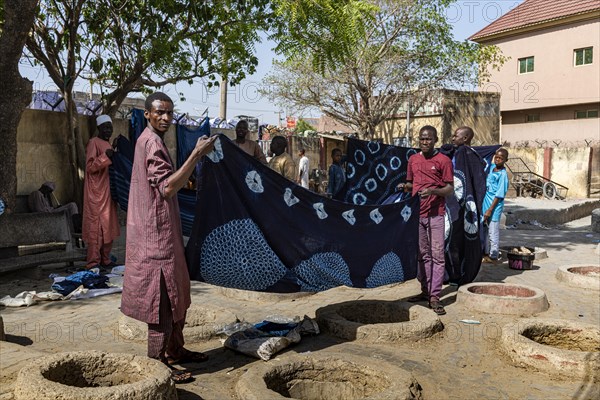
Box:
left=518, top=56, right=534, bottom=74
left=574, top=47, right=593, bottom=66
left=575, top=110, right=598, bottom=119
left=526, top=114, right=540, bottom=122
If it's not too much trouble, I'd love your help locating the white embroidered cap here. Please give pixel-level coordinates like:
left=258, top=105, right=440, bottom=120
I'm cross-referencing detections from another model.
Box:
left=96, top=115, right=112, bottom=126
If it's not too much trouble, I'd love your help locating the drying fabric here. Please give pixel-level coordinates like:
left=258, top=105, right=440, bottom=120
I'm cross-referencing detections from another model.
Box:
left=176, top=118, right=210, bottom=168
left=343, top=138, right=500, bottom=285
left=185, top=135, right=419, bottom=293
left=440, top=144, right=499, bottom=285
left=341, top=138, right=418, bottom=205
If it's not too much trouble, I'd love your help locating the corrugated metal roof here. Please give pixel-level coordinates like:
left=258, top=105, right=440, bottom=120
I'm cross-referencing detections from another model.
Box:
left=470, top=0, right=600, bottom=41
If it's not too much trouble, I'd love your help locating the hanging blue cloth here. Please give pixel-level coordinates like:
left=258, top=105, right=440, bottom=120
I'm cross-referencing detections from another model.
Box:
left=129, top=108, right=146, bottom=149
left=176, top=117, right=210, bottom=168
left=343, top=138, right=500, bottom=286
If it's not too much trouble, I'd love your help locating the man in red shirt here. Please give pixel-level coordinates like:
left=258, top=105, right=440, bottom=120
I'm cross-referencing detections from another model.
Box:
left=403, top=126, right=454, bottom=315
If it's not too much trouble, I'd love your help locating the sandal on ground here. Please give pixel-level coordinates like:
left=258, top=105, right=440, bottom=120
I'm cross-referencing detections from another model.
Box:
left=167, top=349, right=209, bottom=365
left=429, top=300, right=446, bottom=315
left=170, top=369, right=194, bottom=384
left=407, top=292, right=428, bottom=303
left=101, top=261, right=118, bottom=268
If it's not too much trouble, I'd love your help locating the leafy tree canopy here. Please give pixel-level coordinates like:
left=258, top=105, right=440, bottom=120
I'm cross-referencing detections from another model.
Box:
left=264, top=0, right=507, bottom=138
left=295, top=118, right=316, bottom=133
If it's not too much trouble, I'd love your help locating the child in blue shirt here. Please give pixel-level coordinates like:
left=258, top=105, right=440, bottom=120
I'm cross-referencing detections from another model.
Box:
left=482, top=148, right=509, bottom=262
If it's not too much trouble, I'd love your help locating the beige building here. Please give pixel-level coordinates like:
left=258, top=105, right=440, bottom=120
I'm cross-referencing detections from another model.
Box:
left=375, top=89, right=500, bottom=146
left=470, top=0, right=600, bottom=146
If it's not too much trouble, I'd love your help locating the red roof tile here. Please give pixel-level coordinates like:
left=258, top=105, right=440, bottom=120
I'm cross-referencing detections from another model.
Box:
left=470, top=0, right=600, bottom=41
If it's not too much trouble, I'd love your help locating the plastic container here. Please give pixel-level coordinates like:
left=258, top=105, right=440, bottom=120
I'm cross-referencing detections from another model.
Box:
left=507, top=247, right=536, bottom=270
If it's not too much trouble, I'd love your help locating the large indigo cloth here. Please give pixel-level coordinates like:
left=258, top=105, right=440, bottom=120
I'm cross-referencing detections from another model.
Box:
left=185, top=135, right=419, bottom=293
left=343, top=138, right=499, bottom=285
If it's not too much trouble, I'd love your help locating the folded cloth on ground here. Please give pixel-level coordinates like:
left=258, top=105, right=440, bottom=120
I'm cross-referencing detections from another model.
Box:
left=222, top=315, right=319, bottom=361
left=51, top=271, right=109, bottom=296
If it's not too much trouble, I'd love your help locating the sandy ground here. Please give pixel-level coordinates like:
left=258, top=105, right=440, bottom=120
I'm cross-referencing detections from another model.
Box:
left=0, top=214, right=599, bottom=399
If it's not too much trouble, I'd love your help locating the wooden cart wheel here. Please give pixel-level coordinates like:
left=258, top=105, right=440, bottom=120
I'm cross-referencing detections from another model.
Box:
left=543, top=182, right=557, bottom=199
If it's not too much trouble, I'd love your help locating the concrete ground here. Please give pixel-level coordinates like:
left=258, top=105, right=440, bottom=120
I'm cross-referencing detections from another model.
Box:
left=0, top=198, right=599, bottom=399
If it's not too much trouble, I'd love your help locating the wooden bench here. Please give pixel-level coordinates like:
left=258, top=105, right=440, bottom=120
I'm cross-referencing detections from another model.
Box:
left=0, top=211, right=85, bottom=274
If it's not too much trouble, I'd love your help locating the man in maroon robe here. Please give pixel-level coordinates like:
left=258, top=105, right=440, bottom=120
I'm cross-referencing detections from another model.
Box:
left=82, top=115, right=120, bottom=269
left=121, top=92, right=216, bottom=383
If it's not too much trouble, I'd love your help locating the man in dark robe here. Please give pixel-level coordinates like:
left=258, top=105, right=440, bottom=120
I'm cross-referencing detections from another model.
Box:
left=441, top=127, right=487, bottom=285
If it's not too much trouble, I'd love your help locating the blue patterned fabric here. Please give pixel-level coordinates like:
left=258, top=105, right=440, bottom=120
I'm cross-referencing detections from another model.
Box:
left=185, top=135, right=419, bottom=293
left=341, top=138, right=418, bottom=204
left=441, top=144, right=499, bottom=285
left=342, top=138, right=500, bottom=285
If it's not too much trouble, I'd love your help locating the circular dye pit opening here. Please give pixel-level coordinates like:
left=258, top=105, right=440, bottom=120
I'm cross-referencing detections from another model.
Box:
left=458, top=283, right=548, bottom=315
left=236, top=353, right=422, bottom=400
left=567, top=266, right=600, bottom=277
left=315, top=300, right=443, bottom=343
left=266, top=360, right=387, bottom=399
left=337, top=301, right=409, bottom=324
left=14, top=351, right=175, bottom=400
left=522, top=325, right=600, bottom=352
left=467, top=284, right=536, bottom=298
left=556, top=265, right=600, bottom=291
left=501, top=319, right=600, bottom=381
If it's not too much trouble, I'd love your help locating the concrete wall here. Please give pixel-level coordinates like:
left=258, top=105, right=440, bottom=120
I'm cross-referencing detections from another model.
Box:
left=506, top=147, right=591, bottom=198
left=501, top=117, right=600, bottom=146
left=551, top=147, right=592, bottom=198
left=375, top=91, right=500, bottom=146
left=17, top=109, right=91, bottom=204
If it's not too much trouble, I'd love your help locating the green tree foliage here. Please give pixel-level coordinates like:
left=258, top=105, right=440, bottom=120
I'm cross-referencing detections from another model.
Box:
left=295, top=118, right=315, bottom=133
left=270, top=0, right=376, bottom=72
left=264, top=0, right=507, bottom=138
left=84, top=0, right=272, bottom=116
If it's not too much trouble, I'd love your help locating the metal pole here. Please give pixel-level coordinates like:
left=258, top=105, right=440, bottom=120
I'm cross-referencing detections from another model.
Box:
left=219, top=76, right=228, bottom=121
left=405, top=94, right=410, bottom=146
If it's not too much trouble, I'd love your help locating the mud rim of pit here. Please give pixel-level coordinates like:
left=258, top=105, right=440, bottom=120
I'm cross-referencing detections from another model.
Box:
left=217, top=285, right=315, bottom=302
left=458, top=282, right=548, bottom=315
left=556, top=265, right=600, bottom=291
left=119, top=303, right=238, bottom=342
left=236, top=351, right=423, bottom=400
left=14, top=351, right=176, bottom=400
left=500, top=318, right=600, bottom=381
left=315, top=300, right=443, bottom=343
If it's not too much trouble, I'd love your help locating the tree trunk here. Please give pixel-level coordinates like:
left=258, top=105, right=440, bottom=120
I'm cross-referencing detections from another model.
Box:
left=0, top=0, right=39, bottom=214
left=63, top=89, right=86, bottom=209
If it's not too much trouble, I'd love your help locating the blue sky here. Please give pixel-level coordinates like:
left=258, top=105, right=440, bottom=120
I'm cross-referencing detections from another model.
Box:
left=20, top=0, right=524, bottom=126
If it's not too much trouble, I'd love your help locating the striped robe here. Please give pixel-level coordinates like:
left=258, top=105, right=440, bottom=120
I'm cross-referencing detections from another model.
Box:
left=121, top=128, right=191, bottom=324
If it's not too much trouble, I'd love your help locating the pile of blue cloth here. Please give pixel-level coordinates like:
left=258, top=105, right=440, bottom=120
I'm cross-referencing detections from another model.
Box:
left=51, top=271, right=109, bottom=296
